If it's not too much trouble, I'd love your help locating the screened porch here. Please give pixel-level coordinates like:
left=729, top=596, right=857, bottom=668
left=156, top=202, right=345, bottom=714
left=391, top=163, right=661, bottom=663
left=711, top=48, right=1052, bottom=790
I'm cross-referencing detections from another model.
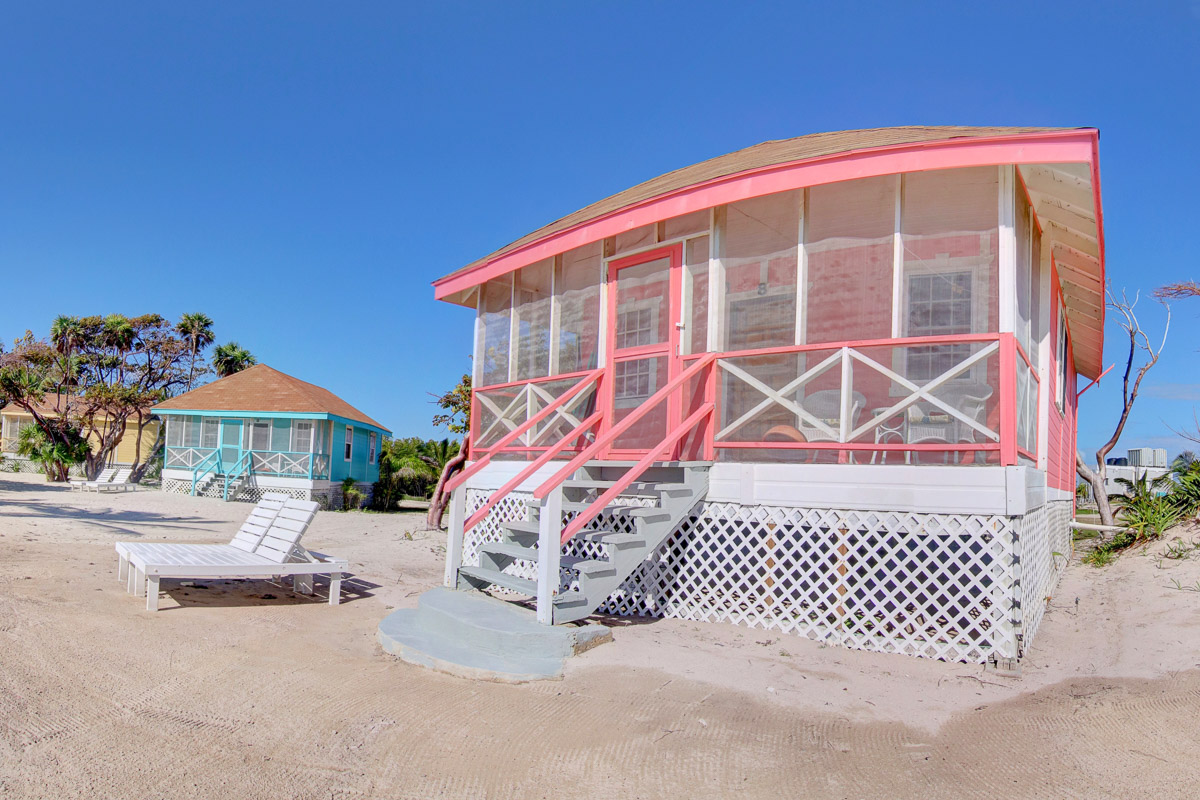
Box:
left=467, top=163, right=1063, bottom=467
left=164, top=416, right=335, bottom=480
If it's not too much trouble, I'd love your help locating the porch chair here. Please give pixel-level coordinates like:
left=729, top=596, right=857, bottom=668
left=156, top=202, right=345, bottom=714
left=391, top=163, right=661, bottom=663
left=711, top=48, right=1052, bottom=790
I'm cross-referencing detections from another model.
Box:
left=115, top=494, right=347, bottom=611
left=906, top=384, right=995, bottom=464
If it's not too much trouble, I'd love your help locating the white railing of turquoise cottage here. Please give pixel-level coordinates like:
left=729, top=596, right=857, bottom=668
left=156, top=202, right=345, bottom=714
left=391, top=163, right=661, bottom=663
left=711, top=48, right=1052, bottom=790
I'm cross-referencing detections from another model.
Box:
left=167, top=446, right=334, bottom=482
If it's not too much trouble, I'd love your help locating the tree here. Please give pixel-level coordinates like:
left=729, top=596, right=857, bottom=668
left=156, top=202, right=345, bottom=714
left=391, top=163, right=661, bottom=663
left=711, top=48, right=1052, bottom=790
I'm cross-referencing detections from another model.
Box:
left=374, top=437, right=440, bottom=510
left=16, top=415, right=89, bottom=481
left=1173, top=450, right=1198, bottom=473
left=1076, top=289, right=1170, bottom=526
left=2, top=315, right=200, bottom=481
left=427, top=373, right=472, bottom=530
left=176, top=313, right=215, bottom=390
left=212, top=342, right=256, bottom=377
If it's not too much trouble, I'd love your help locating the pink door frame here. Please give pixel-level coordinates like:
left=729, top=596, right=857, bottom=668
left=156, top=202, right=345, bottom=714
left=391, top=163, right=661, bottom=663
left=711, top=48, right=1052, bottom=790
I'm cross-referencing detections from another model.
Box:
left=603, top=243, right=685, bottom=459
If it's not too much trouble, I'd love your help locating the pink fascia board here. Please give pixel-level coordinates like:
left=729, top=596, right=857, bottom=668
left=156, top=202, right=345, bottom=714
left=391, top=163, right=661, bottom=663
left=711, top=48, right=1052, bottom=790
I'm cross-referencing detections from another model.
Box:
left=434, top=129, right=1100, bottom=301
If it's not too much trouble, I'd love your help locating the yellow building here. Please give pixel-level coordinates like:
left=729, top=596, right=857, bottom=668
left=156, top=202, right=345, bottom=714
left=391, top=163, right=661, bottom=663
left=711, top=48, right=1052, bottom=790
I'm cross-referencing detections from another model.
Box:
left=0, top=394, right=160, bottom=473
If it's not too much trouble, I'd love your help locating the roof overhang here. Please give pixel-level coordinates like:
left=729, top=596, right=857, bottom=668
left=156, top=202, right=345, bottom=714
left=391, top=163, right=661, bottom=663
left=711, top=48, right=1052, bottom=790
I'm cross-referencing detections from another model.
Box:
left=435, top=127, right=1105, bottom=379
left=151, top=407, right=393, bottom=437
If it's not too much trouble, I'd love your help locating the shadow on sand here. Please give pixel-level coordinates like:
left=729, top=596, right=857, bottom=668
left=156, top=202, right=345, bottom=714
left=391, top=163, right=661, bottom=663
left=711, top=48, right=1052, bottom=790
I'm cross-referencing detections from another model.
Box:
left=157, top=573, right=381, bottom=611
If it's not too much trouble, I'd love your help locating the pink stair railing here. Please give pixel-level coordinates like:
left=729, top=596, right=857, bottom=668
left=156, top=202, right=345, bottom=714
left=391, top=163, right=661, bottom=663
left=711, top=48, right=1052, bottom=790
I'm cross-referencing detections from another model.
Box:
left=531, top=353, right=718, bottom=544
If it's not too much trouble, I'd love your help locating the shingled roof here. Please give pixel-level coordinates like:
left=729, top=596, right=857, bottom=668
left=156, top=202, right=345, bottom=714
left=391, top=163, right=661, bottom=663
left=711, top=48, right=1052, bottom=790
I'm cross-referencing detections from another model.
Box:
left=153, top=364, right=390, bottom=433
left=435, top=125, right=1075, bottom=286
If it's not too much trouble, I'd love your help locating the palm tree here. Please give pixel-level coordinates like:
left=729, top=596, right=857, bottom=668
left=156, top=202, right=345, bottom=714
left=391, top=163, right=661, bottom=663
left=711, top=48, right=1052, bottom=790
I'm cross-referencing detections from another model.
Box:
left=212, top=342, right=257, bottom=378
left=176, top=313, right=215, bottom=389
left=1173, top=450, right=1198, bottom=473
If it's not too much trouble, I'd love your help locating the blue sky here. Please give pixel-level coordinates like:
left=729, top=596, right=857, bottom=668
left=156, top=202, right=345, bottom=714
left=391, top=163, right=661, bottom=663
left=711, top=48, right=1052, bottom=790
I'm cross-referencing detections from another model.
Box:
left=1, top=2, right=1197, bottom=457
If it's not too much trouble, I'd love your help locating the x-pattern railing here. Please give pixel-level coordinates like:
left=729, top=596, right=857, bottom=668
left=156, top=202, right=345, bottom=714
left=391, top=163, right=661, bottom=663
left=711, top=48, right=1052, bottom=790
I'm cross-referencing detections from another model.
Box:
left=251, top=450, right=311, bottom=476
left=475, top=378, right=596, bottom=450
left=716, top=335, right=1001, bottom=446
left=167, top=447, right=215, bottom=469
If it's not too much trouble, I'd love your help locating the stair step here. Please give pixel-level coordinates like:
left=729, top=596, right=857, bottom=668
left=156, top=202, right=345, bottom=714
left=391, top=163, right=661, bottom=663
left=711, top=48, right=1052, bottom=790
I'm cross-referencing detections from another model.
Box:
left=561, top=502, right=669, bottom=519
left=577, top=529, right=646, bottom=549
left=502, top=520, right=541, bottom=536
left=561, top=480, right=692, bottom=495
left=553, top=589, right=588, bottom=608
left=458, top=566, right=536, bottom=596
left=480, top=541, right=539, bottom=562
left=560, top=556, right=617, bottom=576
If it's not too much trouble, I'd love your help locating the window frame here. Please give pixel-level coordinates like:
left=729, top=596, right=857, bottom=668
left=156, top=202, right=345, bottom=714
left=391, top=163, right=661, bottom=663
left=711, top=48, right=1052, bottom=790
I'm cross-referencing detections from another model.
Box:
left=344, top=425, right=353, bottom=462
left=368, top=432, right=377, bottom=465
left=292, top=420, right=313, bottom=454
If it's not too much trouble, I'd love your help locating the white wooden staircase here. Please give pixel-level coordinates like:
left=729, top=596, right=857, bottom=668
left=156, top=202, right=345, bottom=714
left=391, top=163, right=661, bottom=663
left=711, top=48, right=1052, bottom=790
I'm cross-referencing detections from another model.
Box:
left=458, top=461, right=709, bottom=623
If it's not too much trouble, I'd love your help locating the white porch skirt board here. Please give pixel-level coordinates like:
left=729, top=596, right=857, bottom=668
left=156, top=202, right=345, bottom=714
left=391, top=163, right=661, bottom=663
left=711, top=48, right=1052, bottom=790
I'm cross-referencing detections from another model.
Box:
left=462, top=488, right=1072, bottom=664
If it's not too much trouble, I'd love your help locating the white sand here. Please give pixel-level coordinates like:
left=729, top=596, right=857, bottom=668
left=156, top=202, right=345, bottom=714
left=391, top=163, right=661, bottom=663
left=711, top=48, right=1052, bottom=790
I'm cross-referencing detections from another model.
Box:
left=3, top=471, right=1200, bottom=798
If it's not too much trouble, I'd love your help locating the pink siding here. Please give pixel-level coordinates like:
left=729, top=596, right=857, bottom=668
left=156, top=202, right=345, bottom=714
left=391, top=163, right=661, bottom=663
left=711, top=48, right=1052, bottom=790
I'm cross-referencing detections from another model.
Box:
left=1045, top=281, right=1079, bottom=494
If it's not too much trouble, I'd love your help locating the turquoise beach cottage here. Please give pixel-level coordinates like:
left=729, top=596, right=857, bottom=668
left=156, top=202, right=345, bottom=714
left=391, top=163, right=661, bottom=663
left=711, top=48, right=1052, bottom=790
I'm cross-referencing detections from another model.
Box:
left=154, top=364, right=391, bottom=508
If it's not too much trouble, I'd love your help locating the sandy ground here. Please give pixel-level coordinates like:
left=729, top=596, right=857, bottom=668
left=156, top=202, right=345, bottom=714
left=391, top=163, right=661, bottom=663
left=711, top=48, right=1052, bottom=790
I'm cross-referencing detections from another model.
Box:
left=4, top=472, right=1200, bottom=799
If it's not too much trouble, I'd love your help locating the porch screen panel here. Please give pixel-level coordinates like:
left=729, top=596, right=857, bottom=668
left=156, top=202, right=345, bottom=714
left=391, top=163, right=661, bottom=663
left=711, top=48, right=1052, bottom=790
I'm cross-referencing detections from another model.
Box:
left=555, top=242, right=601, bottom=375
left=477, top=278, right=513, bottom=387
left=1014, top=186, right=1033, bottom=357
left=200, top=418, right=218, bottom=449
left=721, top=190, right=800, bottom=351
left=248, top=420, right=271, bottom=451
left=612, top=225, right=655, bottom=256
left=514, top=258, right=553, bottom=381
left=167, top=418, right=183, bottom=447
left=683, top=236, right=709, bottom=355
left=662, top=209, right=709, bottom=241
left=900, top=167, right=999, bottom=405
left=805, top=176, right=896, bottom=344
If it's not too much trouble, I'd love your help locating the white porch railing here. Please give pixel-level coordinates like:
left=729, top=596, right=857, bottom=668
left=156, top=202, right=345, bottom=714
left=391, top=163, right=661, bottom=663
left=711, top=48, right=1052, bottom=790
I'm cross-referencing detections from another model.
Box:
left=714, top=334, right=1002, bottom=463
left=473, top=371, right=600, bottom=455
left=166, top=447, right=332, bottom=479
left=166, top=447, right=214, bottom=469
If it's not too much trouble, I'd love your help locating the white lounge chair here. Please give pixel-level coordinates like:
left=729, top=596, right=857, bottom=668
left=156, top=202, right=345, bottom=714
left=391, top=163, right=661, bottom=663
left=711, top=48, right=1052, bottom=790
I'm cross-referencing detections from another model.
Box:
left=71, top=467, right=116, bottom=491
left=95, top=468, right=137, bottom=492
left=115, top=495, right=347, bottom=611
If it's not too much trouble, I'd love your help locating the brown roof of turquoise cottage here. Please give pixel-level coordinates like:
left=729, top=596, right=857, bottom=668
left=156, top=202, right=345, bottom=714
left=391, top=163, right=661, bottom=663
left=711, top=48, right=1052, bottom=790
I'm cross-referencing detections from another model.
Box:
left=153, top=364, right=390, bottom=433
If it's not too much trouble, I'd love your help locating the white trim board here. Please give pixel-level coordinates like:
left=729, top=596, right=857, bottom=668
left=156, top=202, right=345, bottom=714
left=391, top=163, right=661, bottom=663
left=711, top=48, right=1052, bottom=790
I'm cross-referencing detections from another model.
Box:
left=460, top=460, right=1055, bottom=516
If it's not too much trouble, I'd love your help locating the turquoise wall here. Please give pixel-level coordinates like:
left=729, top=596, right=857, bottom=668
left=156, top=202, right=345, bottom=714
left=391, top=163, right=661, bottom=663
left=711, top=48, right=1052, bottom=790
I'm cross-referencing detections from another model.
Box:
left=329, top=423, right=381, bottom=484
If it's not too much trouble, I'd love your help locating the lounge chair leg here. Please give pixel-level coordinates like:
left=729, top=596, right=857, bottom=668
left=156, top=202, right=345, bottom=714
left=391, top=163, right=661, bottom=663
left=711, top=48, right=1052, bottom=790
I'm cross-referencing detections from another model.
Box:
left=146, top=576, right=160, bottom=611
left=294, top=574, right=314, bottom=595
left=118, top=556, right=128, bottom=583
left=133, top=568, right=145, bottom=598
left=127, top=564, right=136, bottom=594
left=329, top=573, right=342, bottom=606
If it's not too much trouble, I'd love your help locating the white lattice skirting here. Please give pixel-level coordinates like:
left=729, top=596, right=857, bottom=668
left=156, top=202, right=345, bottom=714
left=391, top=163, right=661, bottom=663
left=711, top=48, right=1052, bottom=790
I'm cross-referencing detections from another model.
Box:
left=161, top=478, right=317, bottom=504
left=463, top=490, right=1072, bottom=664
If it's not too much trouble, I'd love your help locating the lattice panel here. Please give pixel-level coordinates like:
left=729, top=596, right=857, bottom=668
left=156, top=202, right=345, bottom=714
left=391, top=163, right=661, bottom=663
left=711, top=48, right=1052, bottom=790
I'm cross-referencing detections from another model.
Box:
left=158, top=478, right=313, bottom=504
left=161, top=478, right=191, bottom=495
left=1016, top=500, right=1071, bottom=653
left=463, top=489, right=1019, bottom=663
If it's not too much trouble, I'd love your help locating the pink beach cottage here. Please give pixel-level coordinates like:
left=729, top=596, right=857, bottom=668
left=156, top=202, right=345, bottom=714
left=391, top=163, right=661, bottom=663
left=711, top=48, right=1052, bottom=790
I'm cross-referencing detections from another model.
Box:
left=430, top=127, right=1102, bottom=668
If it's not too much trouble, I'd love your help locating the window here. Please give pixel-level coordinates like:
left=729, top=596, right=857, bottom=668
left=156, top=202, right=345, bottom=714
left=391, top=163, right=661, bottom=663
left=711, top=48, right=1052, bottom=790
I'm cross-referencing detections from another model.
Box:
left=200, top=418, right=218, bottom=449
left=248, top=420, right=271, bottom=451
left=344, top=426, right=353, bottom=461
left=905, top=271, right=975, bottom=382
left=368, top=432, right=377, bottom=465
left=1056, top=306, right=1067, bottom=410
left=613, top=359, right=652, bottom=401
left=615, top=304, right=657, bottom=349
left=293, top=421, right=313, bottom=453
